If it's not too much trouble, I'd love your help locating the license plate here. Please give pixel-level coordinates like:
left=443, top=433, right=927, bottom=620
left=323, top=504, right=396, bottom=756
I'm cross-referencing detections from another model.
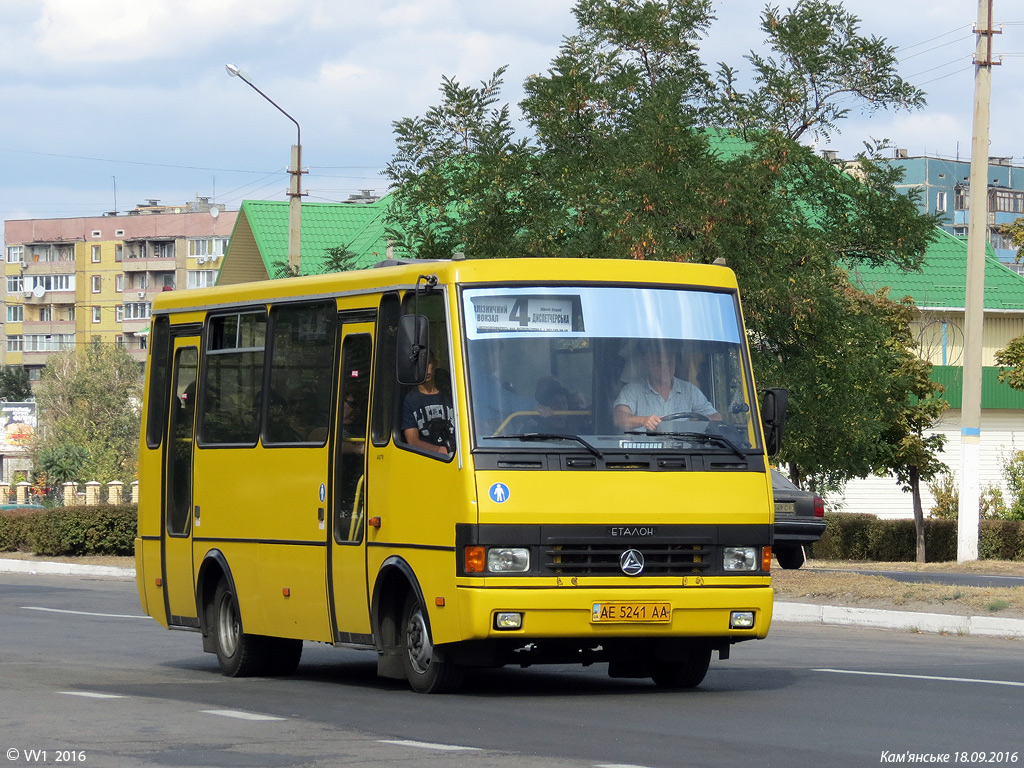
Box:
left=774, top=502, right=795, bottom=514
left=591, top=602, right=671, bottom=623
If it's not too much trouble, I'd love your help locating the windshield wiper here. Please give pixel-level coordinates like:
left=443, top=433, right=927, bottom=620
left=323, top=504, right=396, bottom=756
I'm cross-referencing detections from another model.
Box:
left=647, top=431, right=747, bottom=460
left=485, top=433, right=604, bottom=459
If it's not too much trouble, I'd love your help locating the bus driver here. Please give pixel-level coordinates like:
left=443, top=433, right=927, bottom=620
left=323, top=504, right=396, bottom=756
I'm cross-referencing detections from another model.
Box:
left=613, top=342, right=722, bottom=432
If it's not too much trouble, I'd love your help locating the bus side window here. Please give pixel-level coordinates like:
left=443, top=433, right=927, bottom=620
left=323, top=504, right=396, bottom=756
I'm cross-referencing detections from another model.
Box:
left=264, top=301, right=336, bottom=445
left=396, top=290, right=455, bottom=458
left=371, top=292, right=400, bottom=447
left=198, top=311, right=266, bottom=446
left=145, top=315, right=171, bottom=450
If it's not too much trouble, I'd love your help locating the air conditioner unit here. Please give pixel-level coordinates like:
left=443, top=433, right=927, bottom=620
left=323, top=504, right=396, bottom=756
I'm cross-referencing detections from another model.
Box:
left=196, top=256, right=207, bottom=264
left=24, top=290, right=33, bottom=298
left=137, top=291, right=147, bottom=299
left=19, top=262, right=26, bottom=269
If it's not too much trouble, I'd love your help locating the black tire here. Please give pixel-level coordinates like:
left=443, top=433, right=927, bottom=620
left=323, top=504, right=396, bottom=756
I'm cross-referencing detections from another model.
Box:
left=209, top=579, right=269, bottom=677
left=650, top=645, right=713, bottom=689
left=400, top=593, right=464, bottom=694
left=775, top=545, right=806, bottom=570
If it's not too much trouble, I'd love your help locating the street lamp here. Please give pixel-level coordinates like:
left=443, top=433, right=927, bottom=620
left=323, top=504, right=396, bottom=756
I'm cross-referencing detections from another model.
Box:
left=225, top=63, right=304, bottom=275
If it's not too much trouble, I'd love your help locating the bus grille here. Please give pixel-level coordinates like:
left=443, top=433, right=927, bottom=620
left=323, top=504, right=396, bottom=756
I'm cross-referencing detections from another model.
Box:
left=543, top=544, right=711, bottom=576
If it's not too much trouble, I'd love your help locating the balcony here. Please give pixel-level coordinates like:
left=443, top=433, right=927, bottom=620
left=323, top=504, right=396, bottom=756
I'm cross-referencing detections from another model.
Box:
left=22, top=290, right=76, bottom=306
left=22, top=320, right=75, bottom=335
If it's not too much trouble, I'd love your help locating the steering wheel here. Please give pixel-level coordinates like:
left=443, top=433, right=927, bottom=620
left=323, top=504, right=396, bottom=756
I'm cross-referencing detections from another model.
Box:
left=661, top=411, right=710, bottom=422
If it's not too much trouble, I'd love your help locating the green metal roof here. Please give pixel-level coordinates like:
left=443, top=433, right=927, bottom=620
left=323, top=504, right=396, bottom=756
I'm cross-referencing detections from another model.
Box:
left=931, top=365, right=1024, bottom=409
left=850, top=228, right=1024, bottom=311
left=236, top=198, right=402, bottom=274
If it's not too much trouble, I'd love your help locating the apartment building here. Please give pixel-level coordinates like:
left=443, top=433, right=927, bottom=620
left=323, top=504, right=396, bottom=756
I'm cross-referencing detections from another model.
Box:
left=887, top=151, right=1024, bottom=273
left=3, top=199, right=237, bottom=378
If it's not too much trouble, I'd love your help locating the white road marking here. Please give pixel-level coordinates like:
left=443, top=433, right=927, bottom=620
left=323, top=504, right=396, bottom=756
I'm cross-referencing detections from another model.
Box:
left=201, top=709, right=286, bottom=721
left=22, top=606, right=148, bottom=619
left=379, top=739, right=482, bottom=752
left=815, top=668, right=1024, bottom=687
left=59, top=691, right=127, bottom=699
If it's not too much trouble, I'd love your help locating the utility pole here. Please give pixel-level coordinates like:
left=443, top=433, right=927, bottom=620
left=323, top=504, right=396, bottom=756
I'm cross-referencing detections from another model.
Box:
left=959, top=0, right=1000, bottom=561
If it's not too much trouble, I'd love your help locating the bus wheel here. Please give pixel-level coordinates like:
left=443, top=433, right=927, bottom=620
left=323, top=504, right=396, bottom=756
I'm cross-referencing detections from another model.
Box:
left=650, top=645, right=712, bottom=689
left=210, top=579, right=267, bottom=677
left=400, top=593, right=464, bottom=694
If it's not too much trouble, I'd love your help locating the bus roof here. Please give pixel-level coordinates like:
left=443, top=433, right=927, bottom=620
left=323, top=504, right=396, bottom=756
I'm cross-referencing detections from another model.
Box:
left=152, top=258, right=739, bottom=315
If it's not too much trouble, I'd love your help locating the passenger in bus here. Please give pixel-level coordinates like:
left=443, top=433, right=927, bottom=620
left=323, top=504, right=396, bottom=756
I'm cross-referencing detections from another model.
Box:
left=340, top=392, right=364, bottom=454
left=402, top=353, right=456, bottom=456
left=471, top=343, right=552, bottom=434
left=613, top=342, right=721, bottom=432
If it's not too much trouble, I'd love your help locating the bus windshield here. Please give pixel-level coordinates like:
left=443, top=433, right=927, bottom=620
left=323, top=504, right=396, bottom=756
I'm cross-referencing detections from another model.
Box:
left=462, top=285, right=760, bottom=454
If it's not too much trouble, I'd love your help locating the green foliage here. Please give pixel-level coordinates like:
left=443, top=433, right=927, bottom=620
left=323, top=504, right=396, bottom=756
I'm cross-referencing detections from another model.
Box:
left=810, top=513, right=964, bottom=562
left=36, top=444, right=89, bottom=486
left=384, top=0, right=942, bottom=486
left=928, top=472, right=958, bottom=519
left=24, top=505, right=137, bottom=557
left=0, top=366, right=32, bottom=401
left=32, top=343, right=140, bottom=486
left=1000, top=450, right=1024, bottom=520
left=995, top=335, right=1024, bottom=391
left=725, top=0, right=925, bottom=142
left=0, top=508, right=35, bottom=551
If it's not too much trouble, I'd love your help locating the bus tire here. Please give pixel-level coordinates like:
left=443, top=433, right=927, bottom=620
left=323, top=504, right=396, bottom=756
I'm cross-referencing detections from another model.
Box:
left=650, top=644, right=712, bottom=689
left=209, top=579, right=268, bottom=677
left=400, top=593, right=464, bottom=694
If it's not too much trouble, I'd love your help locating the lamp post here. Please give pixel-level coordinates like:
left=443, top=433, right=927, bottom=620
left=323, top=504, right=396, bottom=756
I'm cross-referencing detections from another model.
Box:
left=225, top=63, right=303, bottom=275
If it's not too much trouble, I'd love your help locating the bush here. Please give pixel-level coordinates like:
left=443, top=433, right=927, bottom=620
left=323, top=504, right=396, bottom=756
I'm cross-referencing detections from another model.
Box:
left=0, top=507, right=37, bottom=551
left=23, top=505, right=137, bottom=556
left=809, top=514, right=1023, bottom=562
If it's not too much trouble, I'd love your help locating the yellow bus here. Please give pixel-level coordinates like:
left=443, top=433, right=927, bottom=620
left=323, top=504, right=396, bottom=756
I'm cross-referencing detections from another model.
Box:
left=135, top=257, right=786, bottom=693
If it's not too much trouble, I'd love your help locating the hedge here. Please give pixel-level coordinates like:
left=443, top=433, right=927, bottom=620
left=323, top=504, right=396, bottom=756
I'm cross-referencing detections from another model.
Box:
left=0, top=505, right=137, bottom=557
left=810, top=513, right=1024, bottom=562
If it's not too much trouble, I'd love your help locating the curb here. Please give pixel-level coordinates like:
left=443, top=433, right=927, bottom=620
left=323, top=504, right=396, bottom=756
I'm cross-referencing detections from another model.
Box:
left=774, top=601, right=1024, bottom=639
left=4, top=559, right=1022, bottom=640
left=0, top=558, right=134, bottom=579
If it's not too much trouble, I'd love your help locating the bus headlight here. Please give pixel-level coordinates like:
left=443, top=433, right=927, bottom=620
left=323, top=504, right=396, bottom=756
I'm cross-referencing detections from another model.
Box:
left=487, top=548, right=530, bottom=573
left=723, top=546, right=758, bottom=571
left=730, top=611, right=755, bottom=629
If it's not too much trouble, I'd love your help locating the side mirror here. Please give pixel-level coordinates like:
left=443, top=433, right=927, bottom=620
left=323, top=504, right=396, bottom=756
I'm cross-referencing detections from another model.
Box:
left=760, top=387, right=788, bottom=457
left=396, top=314, right=430, bottom=385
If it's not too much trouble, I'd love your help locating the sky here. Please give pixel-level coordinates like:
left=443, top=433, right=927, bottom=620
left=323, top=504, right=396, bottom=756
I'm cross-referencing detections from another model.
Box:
left=1, top=0, right=1021, bottom=225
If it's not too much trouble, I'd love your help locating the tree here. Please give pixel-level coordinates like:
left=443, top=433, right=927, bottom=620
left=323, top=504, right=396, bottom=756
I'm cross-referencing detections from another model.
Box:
left=32, top=343, right=141, bottom=488
left=0, top=366, right=32, bottom=401
left=995, top=334, right=1024, bottom=391
left=719, top=0, right=925, bottom=142
left=384, top=0, right=940, bottom=485
left=873, top=297, right=949, bottom=561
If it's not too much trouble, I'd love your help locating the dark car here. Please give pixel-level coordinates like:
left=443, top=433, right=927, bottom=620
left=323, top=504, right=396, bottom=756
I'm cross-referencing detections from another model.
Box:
left=771, top=469, right=825, bottom=569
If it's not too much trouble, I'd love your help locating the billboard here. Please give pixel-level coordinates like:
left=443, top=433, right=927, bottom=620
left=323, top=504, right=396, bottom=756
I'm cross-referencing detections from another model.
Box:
left=0, top=402, right=36, bottom=452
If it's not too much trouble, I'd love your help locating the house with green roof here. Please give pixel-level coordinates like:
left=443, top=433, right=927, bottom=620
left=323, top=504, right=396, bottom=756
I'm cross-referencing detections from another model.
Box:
left=218, top=199, right=402, bottom=285
left=841, top=227, right=1024, bottom=517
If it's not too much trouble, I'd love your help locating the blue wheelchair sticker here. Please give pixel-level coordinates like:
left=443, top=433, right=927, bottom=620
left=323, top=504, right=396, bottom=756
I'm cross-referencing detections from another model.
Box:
left=488, top=482, right=510, bottom=503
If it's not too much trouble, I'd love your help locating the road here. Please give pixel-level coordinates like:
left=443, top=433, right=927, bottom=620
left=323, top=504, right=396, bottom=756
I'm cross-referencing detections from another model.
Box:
left=2, top=572, right=1022, bottom=768
left=813, top=568, right=1024, bottom=589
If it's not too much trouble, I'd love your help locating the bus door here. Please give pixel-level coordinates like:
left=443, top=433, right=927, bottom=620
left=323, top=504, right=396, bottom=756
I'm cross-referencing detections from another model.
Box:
left=329, top=322, right=374, bottom=643
left=162, top=337, right=200, bottom=626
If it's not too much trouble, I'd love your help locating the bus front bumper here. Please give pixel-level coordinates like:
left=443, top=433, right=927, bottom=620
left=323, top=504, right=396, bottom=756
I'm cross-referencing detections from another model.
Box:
left=453, top=583, right=773, bottom=642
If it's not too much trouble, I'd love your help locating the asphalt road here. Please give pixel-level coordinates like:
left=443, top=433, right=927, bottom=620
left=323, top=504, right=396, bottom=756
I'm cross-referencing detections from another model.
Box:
left=2, top=572, right=1022, bottom=768
left=812, top=568, right=1024, bottom=589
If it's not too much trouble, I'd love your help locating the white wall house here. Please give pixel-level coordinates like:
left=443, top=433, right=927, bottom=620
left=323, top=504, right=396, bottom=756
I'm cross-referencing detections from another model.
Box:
left=838, top=229, right=1024, bottom=518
